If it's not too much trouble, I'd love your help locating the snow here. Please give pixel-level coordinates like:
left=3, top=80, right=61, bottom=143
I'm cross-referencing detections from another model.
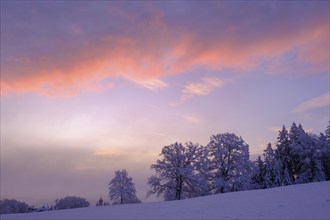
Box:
left=1, top=181, right=329, bottom=220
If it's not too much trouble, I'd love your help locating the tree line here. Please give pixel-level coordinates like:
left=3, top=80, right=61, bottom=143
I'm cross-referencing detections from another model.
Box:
left=109, top=121, right=329, bottom=203
left=0, top=196, right=90, bottom=214
left=2, top=121, right=329, bottom=214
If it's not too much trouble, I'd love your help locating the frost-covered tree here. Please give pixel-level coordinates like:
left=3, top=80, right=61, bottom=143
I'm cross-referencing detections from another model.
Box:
left=232, top=159, right=255, bottom=191
left=275, top=125, right=295, bottom=185
left=147, top=142, right=209, bottom=201
left=289, top=122, right=307, bottom=181
left=297, top=132, right=325, bottom=183
left=54, top=196, right=89, bottom=210
left=288, top=123, right=325, bottom=183
left=274, top=123, right=326, bottom=185
left=207, top=133, right=252, bottom=194
left=108, top=169, right=141, bottom=205
left=263, top=143, right=281, bottom=188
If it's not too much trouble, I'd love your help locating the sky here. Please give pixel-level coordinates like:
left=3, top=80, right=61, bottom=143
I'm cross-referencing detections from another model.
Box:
left=0, top=1, right=329, bottom=207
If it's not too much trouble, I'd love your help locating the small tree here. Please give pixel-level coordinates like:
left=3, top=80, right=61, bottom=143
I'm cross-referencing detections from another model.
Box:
left=96, top=197, right=104, bottom=206
left=108, top=169, right=141, bottom=205
left=54, top=196, right=89, bottom=210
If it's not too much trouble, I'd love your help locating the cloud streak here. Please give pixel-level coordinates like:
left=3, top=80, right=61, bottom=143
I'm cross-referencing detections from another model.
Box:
left=182, top=77, right=223, bottom=100
left=177, top=113, right=204, bottom=125
left=292, top=92, right=329, bottom=113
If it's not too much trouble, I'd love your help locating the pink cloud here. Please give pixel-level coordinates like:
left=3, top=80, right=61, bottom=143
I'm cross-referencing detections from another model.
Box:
left=1, top=35, right=170, bottom=97
left=131, top=78, right=167, bottom=90
left=267, top=22, right=329, bottom=75
left=172, top=19, right=329, bottom=76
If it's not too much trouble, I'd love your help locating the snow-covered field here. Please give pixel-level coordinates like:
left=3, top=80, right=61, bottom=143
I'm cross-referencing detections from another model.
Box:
left=2, top=181, right=329, bottom=220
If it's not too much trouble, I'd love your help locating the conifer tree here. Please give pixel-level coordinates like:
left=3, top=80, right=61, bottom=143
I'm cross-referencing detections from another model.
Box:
left=289, top=122, right=305, bottom=178
left=251, top=156, right=266, bottom=189
left=318, top=132, right=330, bottom=180
left=275, top=125, right=294, bottom=185
left=263, top=143, right=281, bottom=188
left=320, top=122, right=330, bottom=179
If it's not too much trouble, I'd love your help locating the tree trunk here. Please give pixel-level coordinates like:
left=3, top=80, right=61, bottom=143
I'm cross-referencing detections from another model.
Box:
left=176, top=175, right=183, bottom=200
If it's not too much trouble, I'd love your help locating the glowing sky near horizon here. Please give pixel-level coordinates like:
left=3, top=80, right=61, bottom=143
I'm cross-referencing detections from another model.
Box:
left=1, top=1, right=329, bottom=206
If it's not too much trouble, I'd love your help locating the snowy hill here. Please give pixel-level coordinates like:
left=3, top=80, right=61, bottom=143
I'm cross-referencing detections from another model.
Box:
left=2, top=181, right=329, bottom=220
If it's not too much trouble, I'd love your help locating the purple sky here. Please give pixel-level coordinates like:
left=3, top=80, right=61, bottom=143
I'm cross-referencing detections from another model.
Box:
left=1, top=1, right=329, bottom=206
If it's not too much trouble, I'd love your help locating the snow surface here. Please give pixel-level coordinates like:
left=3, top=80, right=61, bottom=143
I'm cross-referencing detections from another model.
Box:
left=2, top=181, right=329, bottom=220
